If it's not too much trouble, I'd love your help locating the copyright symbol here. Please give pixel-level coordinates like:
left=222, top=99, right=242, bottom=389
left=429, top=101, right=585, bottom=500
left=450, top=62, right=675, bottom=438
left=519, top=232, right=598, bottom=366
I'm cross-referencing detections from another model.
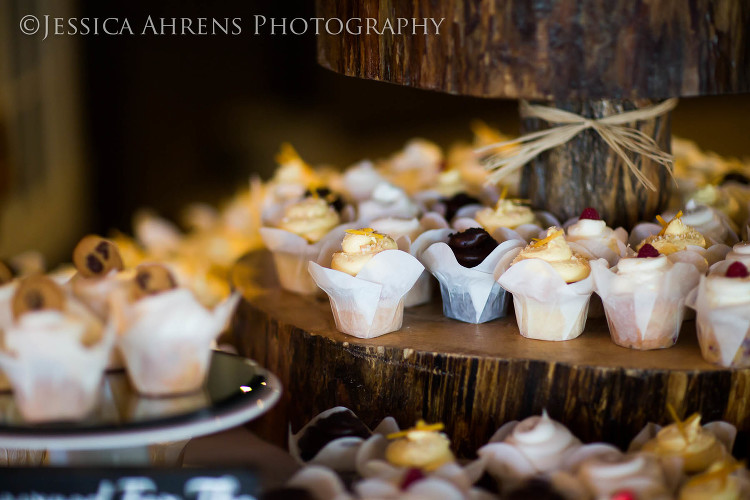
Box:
left=19, top=15, right=40, bottom=35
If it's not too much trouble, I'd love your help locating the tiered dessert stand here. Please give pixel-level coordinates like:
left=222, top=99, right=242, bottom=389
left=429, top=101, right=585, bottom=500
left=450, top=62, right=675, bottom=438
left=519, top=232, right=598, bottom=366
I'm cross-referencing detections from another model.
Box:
left=233, top=0, right=750, bottom=457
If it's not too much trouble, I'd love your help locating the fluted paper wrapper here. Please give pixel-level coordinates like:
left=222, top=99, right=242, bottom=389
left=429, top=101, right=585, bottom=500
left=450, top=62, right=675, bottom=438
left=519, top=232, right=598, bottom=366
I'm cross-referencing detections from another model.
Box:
left=591, top=260, right=699, bottom=350
left=402, top=230, right=452, bottom=308
left=260, top=224, right=354, bottom=295
left=568, top=229, right=629, bottom=267
left=688, top=273, right=750, bottom=368
left=308, top=250, right=424, bottom=338
left=496, top=250, right=595, bottom=341
left=0, top=318, right=114, bottom=422
left=113, top=289, right=240, bottom=395
left=421, top=235, right=525, bottom=324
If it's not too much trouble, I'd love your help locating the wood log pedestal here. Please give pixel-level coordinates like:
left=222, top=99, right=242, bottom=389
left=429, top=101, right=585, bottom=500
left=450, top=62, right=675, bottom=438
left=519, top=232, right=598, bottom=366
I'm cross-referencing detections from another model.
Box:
left=316, top=0, right=749, bottom=228
left=231, top=251, right=750, bottom=459
left=519, top=99, right=673, bottom=229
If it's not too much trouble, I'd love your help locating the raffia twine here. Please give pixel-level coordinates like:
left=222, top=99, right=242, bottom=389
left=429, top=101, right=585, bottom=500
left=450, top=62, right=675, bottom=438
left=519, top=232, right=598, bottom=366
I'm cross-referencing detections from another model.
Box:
left=477, top=98, right=679, bottom=191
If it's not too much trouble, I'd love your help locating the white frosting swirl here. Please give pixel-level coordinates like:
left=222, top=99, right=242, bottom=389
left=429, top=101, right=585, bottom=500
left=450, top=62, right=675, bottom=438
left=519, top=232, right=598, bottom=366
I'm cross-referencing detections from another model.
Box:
left=370, top=217, right=422, bottom=243
left=579, top=454, right=670, bottom=500
left=504, top=412, right=580, bottom=472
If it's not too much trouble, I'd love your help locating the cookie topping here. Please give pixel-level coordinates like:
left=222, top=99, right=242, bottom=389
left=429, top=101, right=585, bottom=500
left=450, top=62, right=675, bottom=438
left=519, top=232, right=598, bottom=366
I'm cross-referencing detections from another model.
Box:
left=133, top=263, right=177, bottom=299
left=73, top=235, right=124, bottom=278
left=12, top=275, right=65, bottom=320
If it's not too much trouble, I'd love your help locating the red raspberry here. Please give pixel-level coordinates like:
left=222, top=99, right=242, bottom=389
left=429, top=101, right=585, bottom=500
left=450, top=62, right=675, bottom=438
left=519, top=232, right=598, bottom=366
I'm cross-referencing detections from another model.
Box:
left=400, top=468, right=425, bottom=490
left=580, top=207, right=601, bottom=220
left=637, top=244, right=660, bottom=258
left=726, top=261, right=749, bottom=278
left=611, top=490, right=637, bottom=500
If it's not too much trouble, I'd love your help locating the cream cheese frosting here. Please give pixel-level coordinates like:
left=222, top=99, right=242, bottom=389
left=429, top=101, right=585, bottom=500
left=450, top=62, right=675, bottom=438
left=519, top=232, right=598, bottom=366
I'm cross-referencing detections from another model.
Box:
left=704, top=274, right=750, bottom=308
left=511, top=227, right=590, bottom=283
left=475, top=199, right=537, bottom=232
left=612, top=255, right=672, bottom=293
left=331, top=228, right=398, bottom=276
left=638, top=215, right=707, bottom=255
left=504, top=412, right=581, bottom=472
left=641, top=413, right=726, bottom=473
left=277, top=197, right=340, bottom=243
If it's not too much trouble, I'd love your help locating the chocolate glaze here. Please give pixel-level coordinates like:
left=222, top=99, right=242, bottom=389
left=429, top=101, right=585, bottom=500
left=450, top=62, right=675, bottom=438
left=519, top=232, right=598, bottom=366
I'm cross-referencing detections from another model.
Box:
left=442, top=192, right=480, bottom=221
left=448, top=227, right=499, bottom=268
left=296, top=409, right=371, bottom=462
left=305, top=187, right=345, bottom=213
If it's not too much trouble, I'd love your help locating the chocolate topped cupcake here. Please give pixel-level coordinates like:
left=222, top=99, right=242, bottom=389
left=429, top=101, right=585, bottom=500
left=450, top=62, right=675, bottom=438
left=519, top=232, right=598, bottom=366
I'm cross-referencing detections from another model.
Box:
left=441, top=192, right=480, bottom=221
left=448, top=228, right=499, bottom=268
left=296, top=409, right=372, bottom=462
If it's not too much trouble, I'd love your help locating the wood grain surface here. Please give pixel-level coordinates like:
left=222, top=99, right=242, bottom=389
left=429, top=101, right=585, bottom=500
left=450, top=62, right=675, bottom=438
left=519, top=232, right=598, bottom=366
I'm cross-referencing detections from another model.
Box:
left=520, top=99, right=673, bottom=228
left=316, top=0, right=750, bottom=100
left=231, top=251, right=750, bottom=458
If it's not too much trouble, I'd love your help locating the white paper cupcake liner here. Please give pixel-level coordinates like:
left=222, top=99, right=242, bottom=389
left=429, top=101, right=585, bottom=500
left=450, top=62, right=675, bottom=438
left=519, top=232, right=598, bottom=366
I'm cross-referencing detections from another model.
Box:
left=308, top=250, right=424, bottom=338
left=260, top=224, right=355, bottom=296
left=0, top=322, right=114, bottom=422
left=113, top=289, right=240, bottom=395
left=591, top=260, right=699, bottom=350
left=496, top=252, right=596, bottom=341
left=422, top=236, right=525, bottom=324
left=687, top=275, right=750, bottom=368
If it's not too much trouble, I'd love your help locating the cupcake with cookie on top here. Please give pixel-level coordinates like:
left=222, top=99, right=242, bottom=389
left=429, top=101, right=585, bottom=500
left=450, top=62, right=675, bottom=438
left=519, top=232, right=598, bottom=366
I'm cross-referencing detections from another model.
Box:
left=308, top=228, right=424, bottom=338
left=0, top=275, right=114, bottom=422
left=109, top=263, right=239, bottom=396
left=496, top=227, right=596, bottom=341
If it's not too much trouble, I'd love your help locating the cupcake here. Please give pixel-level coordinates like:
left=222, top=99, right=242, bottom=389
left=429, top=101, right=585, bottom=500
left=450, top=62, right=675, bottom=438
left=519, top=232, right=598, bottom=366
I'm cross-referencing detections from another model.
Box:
left=565, top=207, right=628, bottom=267
left=109, top=264, right=240, bottom=395
left=591, top=244, right=700, bottom=350
left=0, top=276, right=114, bottom=422
left=678, top=461, right=747, bottom=500
left=308, top=228, right=424, bottom=338
left=478, top=411, right=582, bottom=492
left=380, top=139, right=443, bottom=195
left=637, top=212, right=708, bottom=255
left=577, top=453, right=675, bottom=500
left=341, top=160, right=386, bottom=202
left=689, top=261, right=750, bottom=367
left=357, top=182, right=421, bottom=221
left=260, top=196, right=349, bottom=295
left=474, top=190, right=538, bottom=234
left=678, top=201, right=739, bottom=246
left=632, top=412, right=735, bottom=474
left=68, top=235, right=129, bottom=319
left=421, top=228, right=524, bottom=323
left=289, top=407, right=374, bottom=472
left=496, top=228, right=595, bottom=341
left=369, top=217, right=423, bottom=243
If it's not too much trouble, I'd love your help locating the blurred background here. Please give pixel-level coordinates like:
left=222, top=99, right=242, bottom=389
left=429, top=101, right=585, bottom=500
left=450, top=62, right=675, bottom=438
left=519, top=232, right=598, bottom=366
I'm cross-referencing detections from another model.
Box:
left=0, top=0, right=748, bottom=266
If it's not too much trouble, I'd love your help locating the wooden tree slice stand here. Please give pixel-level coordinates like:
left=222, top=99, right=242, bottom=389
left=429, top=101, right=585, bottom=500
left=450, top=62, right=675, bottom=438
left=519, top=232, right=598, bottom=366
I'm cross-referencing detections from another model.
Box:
left=316, top=0, right=750, bottom=227
left=232, top=251, right=750, bottom=458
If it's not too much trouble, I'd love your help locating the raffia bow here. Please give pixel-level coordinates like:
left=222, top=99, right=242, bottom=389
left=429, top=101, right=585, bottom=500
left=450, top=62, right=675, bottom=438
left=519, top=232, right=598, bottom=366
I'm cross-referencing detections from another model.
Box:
left=478, top=98, right=679, bottom=190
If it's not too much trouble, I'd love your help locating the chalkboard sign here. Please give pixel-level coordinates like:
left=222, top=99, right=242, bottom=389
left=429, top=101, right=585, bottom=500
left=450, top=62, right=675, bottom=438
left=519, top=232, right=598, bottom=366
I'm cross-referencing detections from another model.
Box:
left=0, top=468, right=261, bottom=499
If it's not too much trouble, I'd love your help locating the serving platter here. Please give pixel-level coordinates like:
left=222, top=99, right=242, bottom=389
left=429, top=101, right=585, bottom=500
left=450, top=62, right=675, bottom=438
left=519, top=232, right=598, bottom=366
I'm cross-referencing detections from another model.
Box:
left=0, top=351, right=281, bottom=463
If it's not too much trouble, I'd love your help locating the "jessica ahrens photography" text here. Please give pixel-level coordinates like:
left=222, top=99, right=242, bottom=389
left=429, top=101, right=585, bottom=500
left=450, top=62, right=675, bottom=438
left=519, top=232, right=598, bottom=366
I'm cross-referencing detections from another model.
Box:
left=19, top=15, right=447, bottom=40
